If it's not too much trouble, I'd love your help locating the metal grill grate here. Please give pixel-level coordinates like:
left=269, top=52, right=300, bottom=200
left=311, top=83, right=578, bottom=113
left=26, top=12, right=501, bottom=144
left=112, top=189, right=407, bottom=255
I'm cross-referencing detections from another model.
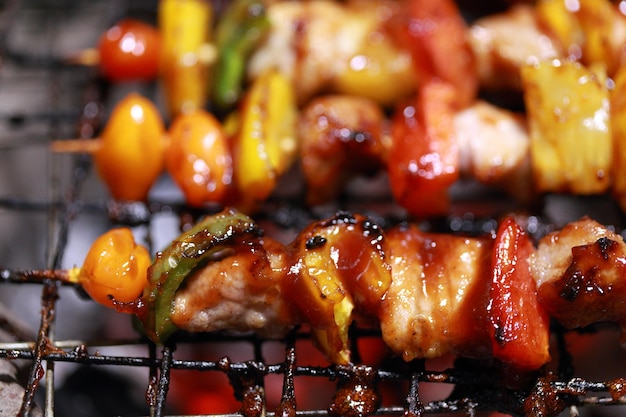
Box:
left=2, top=1, right=626, bottom=416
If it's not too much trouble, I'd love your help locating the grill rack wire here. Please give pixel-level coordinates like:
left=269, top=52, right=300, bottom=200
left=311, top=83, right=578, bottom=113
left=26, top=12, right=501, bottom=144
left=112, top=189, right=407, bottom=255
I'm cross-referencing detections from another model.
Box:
left=2, top=0, right=626, bottom=416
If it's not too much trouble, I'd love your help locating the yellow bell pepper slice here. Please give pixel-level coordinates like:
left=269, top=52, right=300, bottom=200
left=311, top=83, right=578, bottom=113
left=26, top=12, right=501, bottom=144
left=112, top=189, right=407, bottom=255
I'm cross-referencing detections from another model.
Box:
left=537, top=0, right=623, bottom=75
left=232, top=69, right=297, bottom=209
left=158, top=0, right=214, bottom=117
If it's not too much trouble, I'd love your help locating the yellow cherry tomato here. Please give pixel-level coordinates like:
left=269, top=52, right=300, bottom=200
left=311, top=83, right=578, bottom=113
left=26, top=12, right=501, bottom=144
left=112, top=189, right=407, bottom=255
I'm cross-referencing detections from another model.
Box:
left=79, top=228, right=151, bottom=308
left=94, top=93, right=166, bottom=201
left=165, top=109, right=233, bottom=207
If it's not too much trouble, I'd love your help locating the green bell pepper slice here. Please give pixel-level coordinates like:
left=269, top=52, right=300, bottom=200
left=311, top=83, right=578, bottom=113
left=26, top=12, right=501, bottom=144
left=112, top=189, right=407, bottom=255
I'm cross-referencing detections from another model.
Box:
left=211, top=0, right=271, bottom=109
left=140, top=208, right=260, bottom=343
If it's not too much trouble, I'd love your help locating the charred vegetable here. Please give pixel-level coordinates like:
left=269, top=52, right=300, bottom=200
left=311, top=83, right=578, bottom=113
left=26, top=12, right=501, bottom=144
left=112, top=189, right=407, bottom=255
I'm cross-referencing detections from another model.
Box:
left=140, top=208, right=260, bottom=343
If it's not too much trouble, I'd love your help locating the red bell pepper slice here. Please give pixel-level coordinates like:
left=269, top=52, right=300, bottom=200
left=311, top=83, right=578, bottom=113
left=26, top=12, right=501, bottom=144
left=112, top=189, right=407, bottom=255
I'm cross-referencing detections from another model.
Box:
left=388, top=80, right=459, bottom=218
left=489, top=217, right=551, bottom=370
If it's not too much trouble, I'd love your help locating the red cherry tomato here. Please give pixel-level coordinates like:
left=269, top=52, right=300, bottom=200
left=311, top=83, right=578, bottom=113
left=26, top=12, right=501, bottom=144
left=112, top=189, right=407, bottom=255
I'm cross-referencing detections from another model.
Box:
left=79, top=228, right=151, bottom=309
left=388, top=80, right=459, bottom=218
left=97, top=19, right=161, bottom=82
left=488, top=217, right=551, bottom=370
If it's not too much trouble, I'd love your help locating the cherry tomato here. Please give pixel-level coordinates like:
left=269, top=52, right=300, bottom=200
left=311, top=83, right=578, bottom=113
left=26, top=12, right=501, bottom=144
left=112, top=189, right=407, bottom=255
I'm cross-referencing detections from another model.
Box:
left=165, top=109, right=233, bottom=207
left=94, top=93, right=166, bottom=201
left=388, top=80, right=459, bottom=218
left=97, top=19, right=161, bottom=82
left=488, top=217, right=551, bottom=370
left=388, top=0, right=478, bottom=108
left=79, top=228, right=151, bottom=309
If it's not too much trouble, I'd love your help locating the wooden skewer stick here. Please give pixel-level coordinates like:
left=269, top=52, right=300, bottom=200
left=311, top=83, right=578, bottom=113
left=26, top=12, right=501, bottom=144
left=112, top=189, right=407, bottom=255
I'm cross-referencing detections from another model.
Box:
left=51, top=134, right=170, bottom=155
left=0, top=267, right=80, bottom=285
left=50, top=138, right=103, bottom=154
left=64, top=47, right=100, bottom=67
left=63, top=42, right=217, bottom=68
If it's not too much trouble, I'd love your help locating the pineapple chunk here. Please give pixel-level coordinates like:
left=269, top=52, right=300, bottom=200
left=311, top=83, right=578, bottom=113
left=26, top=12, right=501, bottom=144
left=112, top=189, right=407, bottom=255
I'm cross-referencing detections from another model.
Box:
left=521, top=59, right=611, bottom=194
left=536, top=0, right=584, bottom=57
left=611, top=66, right=626, bottom=211
left=537, top=0, right=626, bottom=75
left=576, top=0, right=620, bottom=74
left=283, top=213, right=391, bottom=364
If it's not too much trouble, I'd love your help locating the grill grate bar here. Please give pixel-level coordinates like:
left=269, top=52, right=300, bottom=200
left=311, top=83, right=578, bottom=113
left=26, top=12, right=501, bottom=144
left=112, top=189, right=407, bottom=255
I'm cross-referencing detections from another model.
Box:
left=20, top=282, right=58, bottom=416
left=404, top=364, right=423, bottom=416
left=4, top=317, right=626, bottom=415
left=154, top=346, right=174, bottom=417
left=3, top=339, right=626, bottom=415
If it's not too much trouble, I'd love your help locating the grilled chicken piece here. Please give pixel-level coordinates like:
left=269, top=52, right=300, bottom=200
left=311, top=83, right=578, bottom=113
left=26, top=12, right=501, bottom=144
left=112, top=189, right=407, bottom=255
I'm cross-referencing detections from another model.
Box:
left=171, top=237, right=298, bottom=338
left=454, top=100, right=532, bottom=201
left=380, top=223, right=493, bottom=361
left=532, top=217, right=626, bottom=332
left=298, top=95, right=388, bottom=205
left=468, top=4, right=564, bottom=91
left=247, top=0, right=416, bottom=106
left=298, top=95, right=533, bottom=208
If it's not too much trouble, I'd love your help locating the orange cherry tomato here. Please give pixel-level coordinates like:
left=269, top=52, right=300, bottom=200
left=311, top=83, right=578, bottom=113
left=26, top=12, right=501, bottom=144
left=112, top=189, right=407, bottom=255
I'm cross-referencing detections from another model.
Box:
left=94, top=93, right=166, bottom=201
left=388, top=80, right=459, bottom=218
left=79, top=228, right=151, bottom=309
left=165, top=109, right=233, bottom=207
left=97, top=19, right=162, bottom=82
left=488, top=217, right=551, bottom=370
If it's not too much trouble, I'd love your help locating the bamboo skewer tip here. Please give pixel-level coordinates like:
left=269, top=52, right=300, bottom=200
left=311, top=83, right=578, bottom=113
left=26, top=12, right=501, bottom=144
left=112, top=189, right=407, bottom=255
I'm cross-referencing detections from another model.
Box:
left=64, top=47, right=100, bottom=67
left=50, top=138, right=102, bottom=154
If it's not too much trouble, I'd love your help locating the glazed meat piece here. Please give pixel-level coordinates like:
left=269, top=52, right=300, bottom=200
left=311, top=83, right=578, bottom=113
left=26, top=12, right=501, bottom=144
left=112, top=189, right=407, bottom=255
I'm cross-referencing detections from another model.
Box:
left=171, top=237, right=299, bottom=338
left=298, top=95, right=388, bottom=205
left=380, top=223, right=493, bottom=361
left=532, top=217, right=626, bottom=330
left=247, top=0, right=354, bottom=103
left=468, top=4, right=563, bottom=91
left=247, top=0, right=415, bottom=105
left=454, top=100, right=532, bottom=201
